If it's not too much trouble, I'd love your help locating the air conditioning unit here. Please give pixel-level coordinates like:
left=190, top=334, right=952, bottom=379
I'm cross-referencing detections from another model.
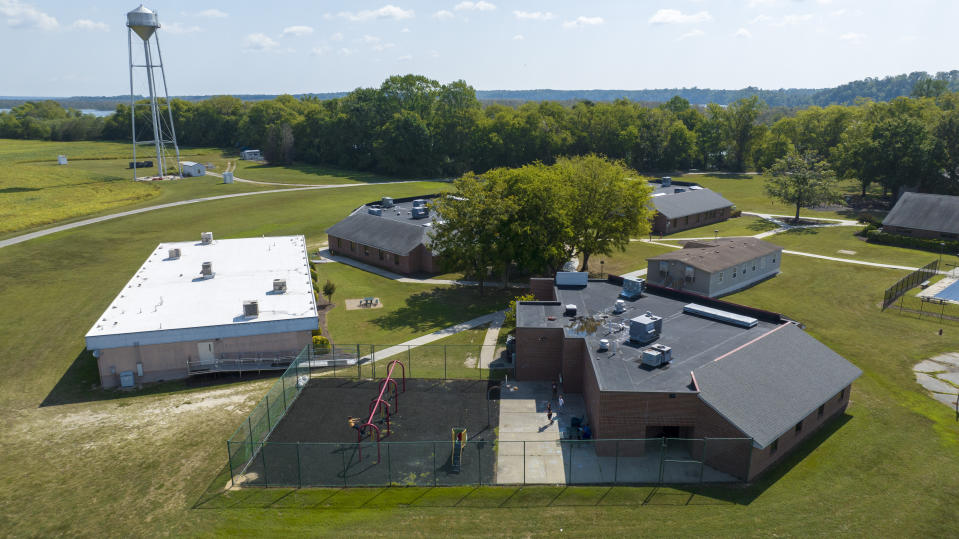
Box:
left=564, top=304, right=577, bottom=316
left=201, top=261, right=213, bottom=277
left=201, top=231, right=213, bottom=244
left=381, top=196, right=394, bottom=208
left=243, top=300, right=259, bottom=317
left=368, top=207, right=383, bottom=216
left=273, top=279, right=287, bottom=293
left=168, top=248, right=181, bottom=259
left=598, top=339, right=610, bottom=352
left=642, top=344, right=672, bottom=367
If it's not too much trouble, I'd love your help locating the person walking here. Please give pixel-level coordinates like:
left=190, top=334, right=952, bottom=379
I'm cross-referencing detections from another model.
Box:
left=551, top=382, right=558, bottom=401
left=557, top=395, right=565, bottom=414
left=546, top=402, right=553, bottom=423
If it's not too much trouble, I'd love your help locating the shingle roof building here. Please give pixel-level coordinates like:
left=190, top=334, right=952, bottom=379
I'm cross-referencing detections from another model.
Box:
left=645, top=238, right=783, bottom=297
left=882, top=192, right=959, bottom=239
left=651, top=188, right=735, bottom=220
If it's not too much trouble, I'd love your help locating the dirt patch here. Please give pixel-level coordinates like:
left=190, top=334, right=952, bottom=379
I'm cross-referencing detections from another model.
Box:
left=344, top=298, right=383, bottom=310
left=463, top=353, right=477, bottom=368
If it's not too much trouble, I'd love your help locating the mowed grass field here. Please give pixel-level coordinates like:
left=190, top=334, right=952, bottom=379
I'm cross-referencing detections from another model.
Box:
left=3, top=142, right=959, bottom=535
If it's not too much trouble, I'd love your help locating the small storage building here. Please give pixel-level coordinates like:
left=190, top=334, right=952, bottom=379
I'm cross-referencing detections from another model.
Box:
left=645, top=238, right=782, bottom=297
left=241, top=149, right=262, bottom=161
left=179, top=161, right=206, bottom=177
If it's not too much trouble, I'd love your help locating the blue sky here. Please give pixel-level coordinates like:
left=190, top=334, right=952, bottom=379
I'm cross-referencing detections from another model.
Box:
left=0, top=0, right=955, bottom=96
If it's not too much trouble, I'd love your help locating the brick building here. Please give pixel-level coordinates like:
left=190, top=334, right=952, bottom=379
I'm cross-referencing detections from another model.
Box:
left=514, top=274, right=861, bottom=481
left=645, top=238, right=782, bottom=297
left=881, top=192, right=959, bottom=239
left=649, top=185, right=734, bottom=235
left=326, top=195, right=440, bottom=275
left=85, top=234, right=318, bottom=388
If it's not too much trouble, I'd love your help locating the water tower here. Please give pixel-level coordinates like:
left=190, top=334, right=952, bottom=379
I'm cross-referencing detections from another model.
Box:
left=127, top=5, right=181, bottom=179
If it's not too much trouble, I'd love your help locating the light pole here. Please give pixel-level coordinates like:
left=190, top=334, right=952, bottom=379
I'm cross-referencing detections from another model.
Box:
left=940, top=242, right=945, bottom=268
left=714, top=229, right=719, bottom=242
left=601, top=260, right=605, bottom=279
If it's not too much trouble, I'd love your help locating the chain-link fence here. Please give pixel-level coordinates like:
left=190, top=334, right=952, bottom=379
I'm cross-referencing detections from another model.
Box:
left=882, top=259, right=939, bottom=309
left=228, top=437, right=752, bottom=487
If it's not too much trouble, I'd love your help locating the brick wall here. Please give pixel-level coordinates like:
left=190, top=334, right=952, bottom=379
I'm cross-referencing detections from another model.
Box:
left=515, top=327, right=564, bottom=381
left=530, top=278, right=556, bottom=300
left=651, top=207, right=731, bottom=235
left=328, top=234, right=438, bottom=275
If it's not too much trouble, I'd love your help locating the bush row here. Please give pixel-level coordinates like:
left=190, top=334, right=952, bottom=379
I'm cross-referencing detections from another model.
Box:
left=864, top=228, right=959, bottom=254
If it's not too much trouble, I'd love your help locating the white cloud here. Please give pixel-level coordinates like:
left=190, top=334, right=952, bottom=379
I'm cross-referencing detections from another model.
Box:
left=372, top=42, right=395, bottom=51
left=734, top=27, right=752, bottom=38
left=281, top=25, right=313, bottom=37
left=839, top=32, right=866, bottom=44
left=563, top=16, right=603, bottom=29
left=749, top=14, right=771, bottom=24
left=678, top=29, right=704, bottom=40
left=433, top=9, right=454, bottom=19
left=513, top=34, right=524, bottom=40
left=244, top=32, right=279, bottom=51
left=455, top=1, right=495, bottom=11
left=164, top=22, right=202, bottom=34
left=430, top=49, right=439, bottom=57
left=816, top=0, right=834, bottom=4
left=0, top=0, right=58, bottom=30
left=338, top=47, right=354, bottom=55
left=648, top=9, right=711, bottom=25
left=397, top=54, right=413, bottom=61
left=196, top=9, right=227, bottom=18
left=335, top=5, right=414, bottom=22
left=513, top=10, right=553, bottom=21
left=401, top=27, right=410, bottom=32
left=362, top=34, right=381, bottom=43
left=775, top=14, right=813, bottom=26
left=747, top=0, right=777, bottom=6
left=330, top=32, right=344, bottom=41
left=72, top=19, right=108, bottom=32
left=830, top=9, right=846, bottom=17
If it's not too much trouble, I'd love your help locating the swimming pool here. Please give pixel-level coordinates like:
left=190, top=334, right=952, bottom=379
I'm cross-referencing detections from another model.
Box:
left=934, top=279, right=959, bottom=302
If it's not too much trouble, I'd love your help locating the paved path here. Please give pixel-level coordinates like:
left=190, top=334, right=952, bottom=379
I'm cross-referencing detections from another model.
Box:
left=357, top=310, right=506, bottom=364
left=0, top=180, right=417, bottom=250
left=620, top=268, right=648, bottom=279
left=742, top=211, right=860, bottom=226
left=479, top=311, right=506, bottom=368
left=913, top=353, right=959, bottom=409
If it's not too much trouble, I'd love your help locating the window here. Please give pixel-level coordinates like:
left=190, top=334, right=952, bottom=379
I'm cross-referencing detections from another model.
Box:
left=818, top=404, right=825, bottom=419
left=668, top=393, right=676, bottom=399
left=394, top=253, right=400, bottom=265
left=337, top=238, right=341, bottom=248
left=752, top=264, right=756, bottom=271
left=364, top=246, right=369, bottom=256
left=378, top=249, right=384, bottom=261
left=684, top=216, right=689, bottom=225
left=771, top=256, right=776, bottom=263
left=672, top=219, right=678, bottom=228
left=795, top=421, right=803, bottom=434
left=350, top=241, right=355, bottom=252
left=770, top=439, right=779, bottom=454
left=719, top=271, right=724, bottom=282
left=742, top=264, right=747, bottom=274
left=732, top=269, right=737, bottom=278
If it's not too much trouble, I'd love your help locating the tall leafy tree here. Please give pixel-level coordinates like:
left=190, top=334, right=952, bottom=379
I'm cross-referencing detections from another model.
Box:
left=723, top=96, right=767, bottom=171
left=764, top=150, right=842, bottom=222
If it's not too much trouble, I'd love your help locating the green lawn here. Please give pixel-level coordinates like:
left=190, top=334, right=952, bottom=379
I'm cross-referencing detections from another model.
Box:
left=598, top=240, right=680, bottom=277
left=231, top=159, right=434, bottom=185
left=661, top=215, right=779, bottom=239
left=769, top=226, right=941, bottom=268
left=3, top=164, right=959, bottom=535
left=676, top=173, right=870, bottom=220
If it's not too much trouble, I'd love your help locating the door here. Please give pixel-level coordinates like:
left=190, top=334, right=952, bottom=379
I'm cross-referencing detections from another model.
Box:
left=197, top=342, right=215, bottom=362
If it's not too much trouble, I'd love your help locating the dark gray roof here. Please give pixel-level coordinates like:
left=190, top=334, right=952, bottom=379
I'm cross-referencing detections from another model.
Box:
left=517, top=281, right=780, bottom=393
left=693, top=323, right=862, bottom=448
left=647, top=238, right=782, bottom=273
left=326, top=212, right=431, bottom=255
left=882, top=192, right=959, bottom=235
left=650, top=189, right=734, bottom=219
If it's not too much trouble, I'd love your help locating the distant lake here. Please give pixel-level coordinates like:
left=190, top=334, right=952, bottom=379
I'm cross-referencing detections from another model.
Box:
left=0, top=108, right=113, bottom=117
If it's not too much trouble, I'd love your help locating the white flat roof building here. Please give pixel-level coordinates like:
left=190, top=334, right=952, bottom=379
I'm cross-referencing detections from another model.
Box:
left=86, top=235, right=318, bottom=351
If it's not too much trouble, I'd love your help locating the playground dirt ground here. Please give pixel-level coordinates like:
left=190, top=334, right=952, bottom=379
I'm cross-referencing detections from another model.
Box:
left=242, top=378, right=499, bottom=486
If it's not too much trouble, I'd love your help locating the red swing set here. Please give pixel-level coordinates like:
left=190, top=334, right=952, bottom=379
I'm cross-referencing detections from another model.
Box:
left=356, top=359, right=406, bottom=462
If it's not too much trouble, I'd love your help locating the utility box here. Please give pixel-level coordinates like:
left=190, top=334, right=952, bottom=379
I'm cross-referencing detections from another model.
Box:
left=629, top=311, right=663, bottom=344
left=119, top=370, right=135, bottom=388
left=223, top=171, right=234, bottom=184
left=57, top=155, right=67, bottom=165
left=641, top=344, right=672, bottom=367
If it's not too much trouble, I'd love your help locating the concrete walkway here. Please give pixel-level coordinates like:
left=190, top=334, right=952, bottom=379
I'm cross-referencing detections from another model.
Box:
left=356, top=310, right=507, bottom=364
left=0, top=180, right=417, bottom=250
left=479, top=312, right=506, bottom=368
left=913, top=353, right=959, bottom=409
left=742, top=211, right=861, bottom=226
left=496, top=381, right=577, bottom=484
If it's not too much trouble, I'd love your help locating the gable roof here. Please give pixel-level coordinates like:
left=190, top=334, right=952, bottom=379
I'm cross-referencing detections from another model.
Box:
left=882, top=192, right=959, bottom=235
left=650, top=189, right=734, bottom=219
left=693, top=323, right=862, bottom=449
left=326, top=212, right=430, bottom=255
left=647, top=238, right=781, bottom=273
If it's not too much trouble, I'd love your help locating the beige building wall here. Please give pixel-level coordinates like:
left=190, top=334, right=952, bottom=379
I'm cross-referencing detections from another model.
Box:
left=97, top=330, right=312, bottom=388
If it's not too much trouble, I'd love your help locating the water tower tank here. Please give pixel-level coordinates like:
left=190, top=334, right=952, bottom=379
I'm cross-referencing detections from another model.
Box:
left=127, top=5, right=159, bottom=41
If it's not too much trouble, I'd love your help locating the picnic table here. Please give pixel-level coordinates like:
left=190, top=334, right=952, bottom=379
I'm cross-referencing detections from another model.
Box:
left=361, top=296, right=377, bottom=307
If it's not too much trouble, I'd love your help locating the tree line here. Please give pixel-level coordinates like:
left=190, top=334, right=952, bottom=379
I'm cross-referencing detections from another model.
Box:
left=4, top=73, right=959, bottom=196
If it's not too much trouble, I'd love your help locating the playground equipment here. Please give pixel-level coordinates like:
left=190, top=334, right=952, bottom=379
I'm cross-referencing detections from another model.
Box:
left=357, top=360, right=406, bottom=462
left=450, top=427, right=467, bottom=474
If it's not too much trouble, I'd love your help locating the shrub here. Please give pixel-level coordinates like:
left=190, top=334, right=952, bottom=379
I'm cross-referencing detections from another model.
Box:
left=503, top=293, right=535, bottom=329
left=730, top=208, right=742, bottom=218
left=312, top=335, right=330, bottom=351
left=866, top=229, right=959, bottom=254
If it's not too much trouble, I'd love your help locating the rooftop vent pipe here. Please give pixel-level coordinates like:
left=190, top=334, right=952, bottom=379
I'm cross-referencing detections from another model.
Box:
left=168, top=248, right=181, bottom=259
left=201, top=261, right=213, bottom=277
left=243, top=300, right=259, bottom=317
left=273, top=279, right=287, bottom=293
left=201, top=231, right=213, bottom=244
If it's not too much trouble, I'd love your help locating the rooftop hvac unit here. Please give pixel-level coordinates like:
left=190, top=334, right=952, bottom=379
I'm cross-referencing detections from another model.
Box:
left=556, top=271, right=589, bottom=287
left=674, top=187, right=686, bottom=194
left=565, top=304, right=577, bottom=316
left=685, top=266, right=695, bottom=282
left=642, top=344, right=672, bottom=367
left=629, top=311, right=663, bottom=344
left=243, top=300, right=259, bottom=317
left=168, top=248, right=181, bottom=259
left=411, top=204, right=428, bottom=219
left=381, top=196, right=394, bottom=208
left=273, top=279, right=287, bottom=293
left=598, top=338, right=610, bottom=351
left=412, top=199, right=426, bottom=208
left=661, top=176, right=672, bottom=187
left=201, top=261, right=213, bottom=277
left=620, top=277, right=644, bottom=299
left=368, top=207, right=383, bottom=216
left=613, top=299, right=626, bottom=313
left=201, top=231, right=213, bottom=244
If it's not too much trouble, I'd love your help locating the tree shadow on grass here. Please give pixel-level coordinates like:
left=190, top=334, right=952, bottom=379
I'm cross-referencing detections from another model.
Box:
left=747, top=219, right=780, bottom=233
left=781, top=227, right=820, bottom=237
left=370, top=286, right=514, bottom=335
left=0, top=186, right=41, bottom=193
left=39, top=348, right=279, bottom=407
